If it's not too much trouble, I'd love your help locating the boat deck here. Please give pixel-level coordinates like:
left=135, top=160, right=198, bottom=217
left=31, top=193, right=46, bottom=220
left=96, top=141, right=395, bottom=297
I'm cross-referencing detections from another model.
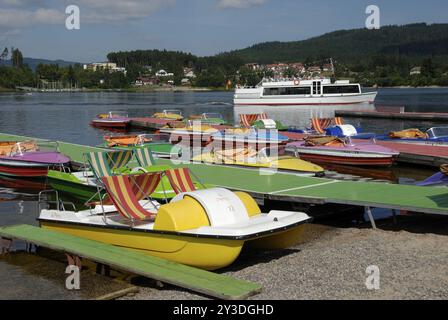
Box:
left=0, top=224, right=261, bottom=300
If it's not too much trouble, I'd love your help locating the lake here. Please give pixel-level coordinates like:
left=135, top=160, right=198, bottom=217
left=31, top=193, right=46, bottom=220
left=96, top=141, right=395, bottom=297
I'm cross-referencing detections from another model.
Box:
left=0, top=87, right=447, bottom=298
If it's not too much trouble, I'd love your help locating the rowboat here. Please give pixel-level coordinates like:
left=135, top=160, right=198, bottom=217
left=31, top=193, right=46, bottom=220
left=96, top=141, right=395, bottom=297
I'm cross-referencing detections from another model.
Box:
left=91, top=111, right=131, bottom=129
left=192, top=146, right=325, bottom=176
left=286, top=136, right=399, bottom=167
left=0, top=141, right=70, bottom=177
left=188, top=113, right=227, bottom=125
left=39, top=170, right=312, bottom=270
left=102, top=134, right=181, bottom=158
left=152, top=110, right=184, bottom=121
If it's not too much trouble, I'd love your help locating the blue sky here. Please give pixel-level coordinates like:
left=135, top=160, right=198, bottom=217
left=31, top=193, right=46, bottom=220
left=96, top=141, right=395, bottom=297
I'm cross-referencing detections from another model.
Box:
left=0, top=0, right=447, bottom=62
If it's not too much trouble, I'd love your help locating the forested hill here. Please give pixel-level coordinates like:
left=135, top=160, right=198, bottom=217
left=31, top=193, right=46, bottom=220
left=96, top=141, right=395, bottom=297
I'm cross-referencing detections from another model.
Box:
left=227, top=23, right=448, bottom=64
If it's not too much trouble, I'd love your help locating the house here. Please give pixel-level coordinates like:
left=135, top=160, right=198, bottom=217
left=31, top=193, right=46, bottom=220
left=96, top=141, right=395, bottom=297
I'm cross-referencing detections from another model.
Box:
left=244, top=63, right=261, bottom=71
left=322, top=63, right=333, bottom=72
left=156, top=69, right=174, bottom=77
left=410, top=67, right=422, bottom=76
left=183, top=68, right=196, bottom=78
left=135, top=76, right=159, bottom=86
left=181, top=78, right=191, bottom=86
left=289, top=63, right=306, bottom=74
left=307, top=66, right=322, bottom=74
left=83, top=62, right=127, bottom=75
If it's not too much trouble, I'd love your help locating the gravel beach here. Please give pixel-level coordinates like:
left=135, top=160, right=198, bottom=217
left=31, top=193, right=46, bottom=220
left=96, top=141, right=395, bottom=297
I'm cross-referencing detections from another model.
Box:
left=122, top=217, right=448, bottom=300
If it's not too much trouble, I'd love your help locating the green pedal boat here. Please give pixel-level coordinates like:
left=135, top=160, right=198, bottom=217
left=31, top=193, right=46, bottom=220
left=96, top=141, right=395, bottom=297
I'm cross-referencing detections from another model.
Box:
left=47, top=148, right=205, bottom=203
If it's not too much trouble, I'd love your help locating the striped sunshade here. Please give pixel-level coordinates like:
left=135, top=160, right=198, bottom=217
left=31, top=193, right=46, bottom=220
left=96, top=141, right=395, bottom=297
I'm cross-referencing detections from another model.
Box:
left=310, top=117, right=345, bottom=134
left=134, top=147, right=156, bottom=168
left=86, top=150, right=133, bottom=178
left=240, top=113, right=268, bottom=127
left=165, top=168, right=196, bottom=194
left=101, top=173, right=161, bottom=220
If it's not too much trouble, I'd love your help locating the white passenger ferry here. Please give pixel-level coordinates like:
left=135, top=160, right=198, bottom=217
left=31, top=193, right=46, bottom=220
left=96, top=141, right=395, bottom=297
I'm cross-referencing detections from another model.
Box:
left=234, top=78, right=377, bottom=107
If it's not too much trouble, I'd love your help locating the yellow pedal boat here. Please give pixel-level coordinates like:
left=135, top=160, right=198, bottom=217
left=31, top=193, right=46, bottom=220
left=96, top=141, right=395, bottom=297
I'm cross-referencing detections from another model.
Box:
left=192, top=146, right=325, bottom=177
left=38, top=172, right=312, bottom=270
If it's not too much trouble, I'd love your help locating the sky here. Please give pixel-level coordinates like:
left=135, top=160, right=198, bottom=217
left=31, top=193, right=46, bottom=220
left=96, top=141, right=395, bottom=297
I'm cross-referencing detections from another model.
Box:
left=0, top=0, right=447, bottom=62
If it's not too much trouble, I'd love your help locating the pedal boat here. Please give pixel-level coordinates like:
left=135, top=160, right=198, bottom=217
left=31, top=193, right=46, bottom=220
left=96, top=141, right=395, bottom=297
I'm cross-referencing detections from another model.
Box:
left=192, top=146, right=325, bottom=177
left=352, top=127, right=448, bottom=145
left=286, top=136, right=399, bottom=167
left=152, top=109, right=184, bottom=121
left=160, top=123, right=219, bottom=148
left=38, top=175, right=312, bottom=270
left=188, top=113, right=227, bottom=125
left=0, top=141, right=70, bottom=177
left=91, top=111, right=131, bottom=129
left=102, top=134, right=181, bottom=158
left=212, top=128, right=290, bottom=151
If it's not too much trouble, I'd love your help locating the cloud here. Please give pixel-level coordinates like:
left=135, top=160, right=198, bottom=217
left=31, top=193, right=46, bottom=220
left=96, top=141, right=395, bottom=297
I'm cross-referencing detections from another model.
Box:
left=78, top=0, right=175, bottom=23
left=217, top=0, right=267, bottom=9
left=0, top=8, right=64, bottom=28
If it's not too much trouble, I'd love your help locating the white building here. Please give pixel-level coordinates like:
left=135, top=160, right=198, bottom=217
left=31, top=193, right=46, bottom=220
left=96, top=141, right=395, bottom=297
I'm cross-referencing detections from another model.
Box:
left=83, top=62, right=126, bottom=75
left=156, top=69, right=174, bottom=77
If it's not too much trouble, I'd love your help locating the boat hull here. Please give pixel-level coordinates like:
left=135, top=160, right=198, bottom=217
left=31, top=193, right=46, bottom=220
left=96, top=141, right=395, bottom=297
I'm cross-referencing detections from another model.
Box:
left=91, top=120, right=130, bottom=128
left=40, top=220, right=244, bottom=270
left=296, top=152, right=397, bottom=167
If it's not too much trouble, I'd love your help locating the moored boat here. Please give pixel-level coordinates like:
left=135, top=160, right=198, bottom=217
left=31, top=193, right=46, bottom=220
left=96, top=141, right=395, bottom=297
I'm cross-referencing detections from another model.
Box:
left=234, top=78, right=377, bottom=107
left=160, top=123, right=219, bottom=148
left=188, top=113, right=227, bottom=125
left=287, top=136, right=399, bottom=167
left=353, top=127, right=448, bottom=145
left=102, top=133, right=181, bottom=158
left=192, top=146, right=325, bottom=176
left=39, top=171, right=312, bottom=270
left=0, top=141, right=70, bottom=177
left=212, top=128, right=290, bottom=151
left=91, top=111, right=131, bottom=129
left=152, top=109, right=184, bottom=121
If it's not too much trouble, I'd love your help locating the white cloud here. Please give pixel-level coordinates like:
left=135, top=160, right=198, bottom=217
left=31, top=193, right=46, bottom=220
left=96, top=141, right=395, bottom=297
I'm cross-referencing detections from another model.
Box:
left=218, top=0, right=267, bottom=9
left=79, top=0, right=175, bottom=23
left=0, top=8, right=64, bottom=28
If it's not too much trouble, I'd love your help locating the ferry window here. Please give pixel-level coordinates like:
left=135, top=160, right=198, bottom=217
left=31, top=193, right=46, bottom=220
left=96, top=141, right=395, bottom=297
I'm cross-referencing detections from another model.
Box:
left=323, top=85, right=360, bottom=94
left=264, top=87, right=311, bottom=95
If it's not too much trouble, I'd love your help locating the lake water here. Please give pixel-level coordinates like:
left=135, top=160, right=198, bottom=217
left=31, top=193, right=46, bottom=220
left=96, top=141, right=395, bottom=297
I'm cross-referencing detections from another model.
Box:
left=0, top=87, right=447, bottom=298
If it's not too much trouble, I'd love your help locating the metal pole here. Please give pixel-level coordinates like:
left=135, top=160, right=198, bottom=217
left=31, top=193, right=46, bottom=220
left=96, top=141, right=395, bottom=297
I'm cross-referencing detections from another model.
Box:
left=365, top=206, right=377, bottom=230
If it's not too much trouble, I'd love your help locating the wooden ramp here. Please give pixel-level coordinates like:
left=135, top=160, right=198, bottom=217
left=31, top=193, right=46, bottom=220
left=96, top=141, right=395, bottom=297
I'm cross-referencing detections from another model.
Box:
left=0, top=225, right=261, bottom=300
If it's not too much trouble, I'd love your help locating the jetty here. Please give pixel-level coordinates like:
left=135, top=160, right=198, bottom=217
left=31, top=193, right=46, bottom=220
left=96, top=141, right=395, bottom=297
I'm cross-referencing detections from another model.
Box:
left=0, top=225, right=261, bottom=300
left=335, top=109, right=448, bottom=122
left=1, top=133, right=447, bottom=220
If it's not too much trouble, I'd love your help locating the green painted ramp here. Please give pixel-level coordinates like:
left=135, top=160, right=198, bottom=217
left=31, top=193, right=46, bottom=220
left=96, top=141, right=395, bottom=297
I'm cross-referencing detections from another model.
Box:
left=0, top=225, right=261, bottom=300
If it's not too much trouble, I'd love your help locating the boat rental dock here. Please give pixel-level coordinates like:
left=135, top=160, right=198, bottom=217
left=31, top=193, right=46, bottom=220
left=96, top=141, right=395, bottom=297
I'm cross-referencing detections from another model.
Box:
left=1, top=132, right=447, bottom=219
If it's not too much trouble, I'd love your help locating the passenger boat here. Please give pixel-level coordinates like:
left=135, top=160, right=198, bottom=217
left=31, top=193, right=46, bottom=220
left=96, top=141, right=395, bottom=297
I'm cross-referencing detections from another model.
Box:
left=39, top=170, right=312, bottom=270
left=91, top=111, right=131, bottom=129
left=192, top=146, right=325, bottom=176
left=102, top=134, right=181, bottom=158
left=152, top=110, right=184, bottom=121
left=234, top=78, right=377, bottom=107
left=0, top=141, right=70, bottom=177
left=286, top=136, right=399, bottom=167
left=188, top=113, right=227, bottom=125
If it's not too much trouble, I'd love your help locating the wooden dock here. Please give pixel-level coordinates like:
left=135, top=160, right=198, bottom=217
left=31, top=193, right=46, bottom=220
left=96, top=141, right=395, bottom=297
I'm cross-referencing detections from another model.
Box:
left=129, top=117, right=180, bottom=130
left=0, top=225, right=261, bottom=300
left=1, top=132, right=447, bottom=216
left=335, top=110, right=448, bottom=122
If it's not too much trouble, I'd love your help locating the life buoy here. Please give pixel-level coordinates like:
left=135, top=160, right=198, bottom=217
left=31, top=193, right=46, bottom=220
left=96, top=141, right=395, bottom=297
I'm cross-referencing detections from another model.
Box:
left=294, top=80, right=300, bottom=86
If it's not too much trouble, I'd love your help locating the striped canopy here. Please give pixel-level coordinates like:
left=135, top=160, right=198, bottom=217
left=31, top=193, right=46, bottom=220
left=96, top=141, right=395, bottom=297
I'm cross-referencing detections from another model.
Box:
left=101, top=173, right=161, bottom=220
left=85, top=150, right=133, bottom=178
left=310, top=117, right=344, bottom=134
left=240, top=113, right=268, bottom=127
left=134, top=147, right=156, bottom=168
left=165, top=168, right=196, bottom=194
